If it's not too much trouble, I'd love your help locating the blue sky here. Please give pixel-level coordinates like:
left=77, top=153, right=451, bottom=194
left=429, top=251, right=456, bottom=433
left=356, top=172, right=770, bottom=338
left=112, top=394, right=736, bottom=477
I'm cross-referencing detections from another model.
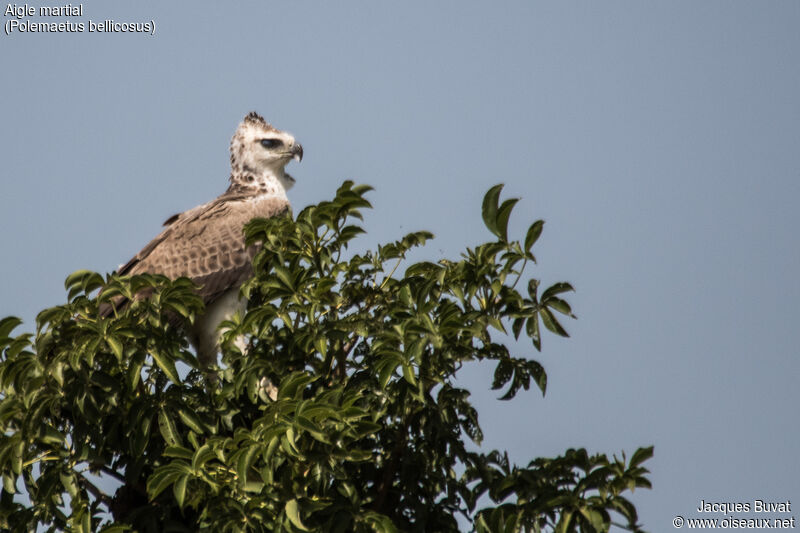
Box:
left=2, top=1, right=798, bottom=529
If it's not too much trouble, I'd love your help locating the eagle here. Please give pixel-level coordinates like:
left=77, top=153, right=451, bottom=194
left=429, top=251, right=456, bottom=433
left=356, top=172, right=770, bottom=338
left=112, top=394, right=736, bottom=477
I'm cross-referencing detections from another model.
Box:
left=102, top=112, right=302, bottom=367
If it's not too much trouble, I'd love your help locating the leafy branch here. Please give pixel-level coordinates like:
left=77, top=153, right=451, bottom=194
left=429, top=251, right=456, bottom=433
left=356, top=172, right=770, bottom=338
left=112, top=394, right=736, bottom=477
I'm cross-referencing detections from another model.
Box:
left=0, top=182, right=651, bottom=532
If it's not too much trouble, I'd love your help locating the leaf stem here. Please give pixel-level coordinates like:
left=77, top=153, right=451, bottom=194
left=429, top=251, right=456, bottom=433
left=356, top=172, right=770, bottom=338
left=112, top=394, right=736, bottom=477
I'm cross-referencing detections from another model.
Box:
left=378, top=258, right=403, bottom=290
left=22, top=453, right=58, bottom=468
left=508, top=257, right=528, bottom=292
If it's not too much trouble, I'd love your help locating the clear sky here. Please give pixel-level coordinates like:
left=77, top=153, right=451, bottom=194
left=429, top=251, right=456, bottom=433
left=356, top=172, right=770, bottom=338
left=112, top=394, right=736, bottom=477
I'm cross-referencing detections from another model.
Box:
left=2, top=1, right=798, bottom=529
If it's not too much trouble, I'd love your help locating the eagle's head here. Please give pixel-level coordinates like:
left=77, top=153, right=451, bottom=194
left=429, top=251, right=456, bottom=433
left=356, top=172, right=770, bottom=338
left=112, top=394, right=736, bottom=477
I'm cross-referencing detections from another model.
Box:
left=229, top=112, right=302, bottom=193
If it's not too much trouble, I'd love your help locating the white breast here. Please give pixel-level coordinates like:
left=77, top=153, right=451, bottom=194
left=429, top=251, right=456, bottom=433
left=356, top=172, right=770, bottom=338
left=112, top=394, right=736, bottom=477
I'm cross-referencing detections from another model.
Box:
left=189, top=288, right=247, bottom=366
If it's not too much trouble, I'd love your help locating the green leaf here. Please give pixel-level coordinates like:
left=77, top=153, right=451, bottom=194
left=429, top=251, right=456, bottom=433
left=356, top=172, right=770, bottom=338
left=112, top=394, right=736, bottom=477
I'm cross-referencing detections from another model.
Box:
left=526, top=314, right=541, bottom=351
left=278, top=372, right=314, bottom=400
left=64, top=269, right=98, bottom=297
left=540, top=307, right=569, bottom=337
left=524, top=220, right=544, bottom=254
left=511, top=317, right=524, bottom=340
left=147, top=468, right=179, bottom=500
left=482, top=184, right=503, bottom=238
left=11, top=440, right=23, bottom=475
left=541, top=281, right=575, bottom=301
left=106, top=336, right=124, bottom=361
left=556, top=511, right=573, bottom=533
left=274, top=265, right=295, bottom=290
left=132, top=411, right=153, bottom=456
left=579, top=506, right=606, bottom=531
left=191, top=443, right=217, bottom=471
left=127, top=353, right=145, bottom=390
left=99, top=524, right=134, bottom=532
left=158, top=409, right=181, bottom=446
left=59, top=471, right=78, bottom=498
left=0, top=316, right=22, bottom=340
left=531, top=360, right=547, bottom=395
left=492, top=359, right=513, bottom=390
left=173, top=475, right=188, bottom=508
left=527, top=278, right=539, bottom=300
left=285, top=499, right=310, bottom=531
left=363, top=511, right=399, bottom=533
left=630, top=446, right=654, bottom=467
left=151, top=350, right=181, bottom=384
left=178, top=408, right=207, bottom=435
left=314, top=336, right=328, bottom=357
left=295, top=415, right=329, bottom=443
left=39, top=425, right=65, bottom=446
left=376, top=353, right=402, bottom=388
left=546, top=297, right=576, bottom=318
left=401, top=362, right=417, bottom=387
left=237, top=445, right=260, bottom=487
left=164, top=446, right=194, bottom=460
left=3, top=473, right=16, bottom=494
left=495, top=197, right=519, bottom=242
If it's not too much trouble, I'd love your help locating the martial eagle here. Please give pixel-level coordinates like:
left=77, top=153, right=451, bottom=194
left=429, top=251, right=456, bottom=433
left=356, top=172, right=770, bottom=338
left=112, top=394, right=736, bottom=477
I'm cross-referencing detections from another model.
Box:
left=102, top=112, right=302, bottom=366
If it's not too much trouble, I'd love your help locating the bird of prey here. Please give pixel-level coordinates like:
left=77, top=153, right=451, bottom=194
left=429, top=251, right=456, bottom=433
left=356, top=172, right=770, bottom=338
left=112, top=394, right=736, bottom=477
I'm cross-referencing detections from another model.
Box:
left=103, top=112, right=302, bottom=366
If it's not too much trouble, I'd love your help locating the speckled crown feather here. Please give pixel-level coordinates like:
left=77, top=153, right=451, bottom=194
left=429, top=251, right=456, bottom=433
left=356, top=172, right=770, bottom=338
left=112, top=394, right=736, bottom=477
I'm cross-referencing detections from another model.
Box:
left=242, top=111, right=276, bottom=130
left=229, top=112, right=278, bottom=172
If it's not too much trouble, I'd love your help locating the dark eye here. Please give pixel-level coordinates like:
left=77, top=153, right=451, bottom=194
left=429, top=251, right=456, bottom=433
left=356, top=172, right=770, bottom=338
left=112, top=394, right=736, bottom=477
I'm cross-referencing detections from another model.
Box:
left=260, top=139, right=282, bottom=149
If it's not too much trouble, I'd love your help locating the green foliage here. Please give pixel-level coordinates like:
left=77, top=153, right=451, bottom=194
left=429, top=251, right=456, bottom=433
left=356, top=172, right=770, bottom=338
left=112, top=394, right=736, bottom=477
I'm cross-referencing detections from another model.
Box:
left=0, top=182, right=651, bottom=532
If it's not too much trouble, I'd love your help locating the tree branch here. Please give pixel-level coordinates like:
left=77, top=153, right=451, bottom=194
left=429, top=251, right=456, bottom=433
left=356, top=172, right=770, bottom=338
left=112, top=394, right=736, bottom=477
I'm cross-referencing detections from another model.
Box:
left=100, top=465, right=126, bottom=483
left=332, top=335, right=359, bottom=381
left=80, top=474, right=113, bottom=509
left=372, top=424, right=408, bottom=514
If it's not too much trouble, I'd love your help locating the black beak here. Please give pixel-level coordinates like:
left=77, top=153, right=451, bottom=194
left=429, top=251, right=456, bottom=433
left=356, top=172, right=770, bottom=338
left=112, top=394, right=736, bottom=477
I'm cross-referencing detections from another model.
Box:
left=291, top=143, right=303, bottom=162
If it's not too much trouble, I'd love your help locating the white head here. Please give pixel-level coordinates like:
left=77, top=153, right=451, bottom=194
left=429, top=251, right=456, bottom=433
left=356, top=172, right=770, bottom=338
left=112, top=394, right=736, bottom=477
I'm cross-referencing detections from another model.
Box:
left=229, top=112, right=303, bottom=195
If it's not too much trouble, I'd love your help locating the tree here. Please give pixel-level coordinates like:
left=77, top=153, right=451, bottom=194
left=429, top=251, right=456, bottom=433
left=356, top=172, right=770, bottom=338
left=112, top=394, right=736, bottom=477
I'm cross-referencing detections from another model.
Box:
left=0, top=182, right=652, bottom=532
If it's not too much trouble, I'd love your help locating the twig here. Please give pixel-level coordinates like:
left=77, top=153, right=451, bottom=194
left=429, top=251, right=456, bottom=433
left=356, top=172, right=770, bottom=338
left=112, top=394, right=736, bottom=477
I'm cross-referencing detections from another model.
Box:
left=378, top=258, right=402, bottom=290
left=81, top=475, right=113, bottom=508
left=507, top=257, right=528, bottom=292
left=100, top=465, right=126, bottom=483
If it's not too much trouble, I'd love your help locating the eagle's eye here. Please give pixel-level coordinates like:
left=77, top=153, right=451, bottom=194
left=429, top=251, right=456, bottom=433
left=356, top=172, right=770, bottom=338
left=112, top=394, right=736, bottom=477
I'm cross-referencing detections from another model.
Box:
left=260, top=139, right=282, bottom=149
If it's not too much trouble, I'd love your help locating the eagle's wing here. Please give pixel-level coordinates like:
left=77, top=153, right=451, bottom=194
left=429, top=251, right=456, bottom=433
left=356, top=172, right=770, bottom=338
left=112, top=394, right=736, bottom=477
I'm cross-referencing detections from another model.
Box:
left=102, top=193, right=289, bottom=315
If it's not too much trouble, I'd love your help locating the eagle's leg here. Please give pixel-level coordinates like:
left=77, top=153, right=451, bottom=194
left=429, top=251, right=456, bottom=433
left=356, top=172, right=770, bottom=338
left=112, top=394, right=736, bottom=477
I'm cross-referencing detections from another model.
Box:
left=190, top=291, right=277, bottom=400
left=232, top=335, right=277, bottom=401
left=258, top=376, right=278, bottom=402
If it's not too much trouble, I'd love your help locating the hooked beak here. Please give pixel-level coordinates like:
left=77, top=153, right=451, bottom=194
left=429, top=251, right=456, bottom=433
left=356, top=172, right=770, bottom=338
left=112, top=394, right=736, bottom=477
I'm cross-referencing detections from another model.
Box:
left=291, top=142, right=303, bottom=162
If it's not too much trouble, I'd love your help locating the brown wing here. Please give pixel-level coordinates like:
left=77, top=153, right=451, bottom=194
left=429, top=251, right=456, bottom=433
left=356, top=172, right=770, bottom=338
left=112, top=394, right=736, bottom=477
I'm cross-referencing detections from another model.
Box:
left=101, top=193, right=289, bottom=315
